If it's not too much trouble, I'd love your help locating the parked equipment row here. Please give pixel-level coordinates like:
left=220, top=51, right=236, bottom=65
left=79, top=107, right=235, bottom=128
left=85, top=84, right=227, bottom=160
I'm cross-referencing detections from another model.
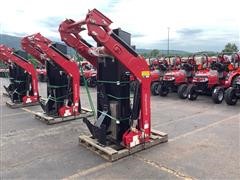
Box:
left=150, top=54, right=240, bottom=105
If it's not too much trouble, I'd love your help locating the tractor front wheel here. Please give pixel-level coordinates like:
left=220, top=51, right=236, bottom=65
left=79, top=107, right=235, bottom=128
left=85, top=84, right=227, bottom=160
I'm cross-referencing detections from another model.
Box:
left=151, top=82, right=160, bottom=96
left=212, top=86, right=224, bottom=104
left=177, top=84, right=188, bottom=99
left=158, top=84, right=169, bottom=97
left=187, top=84, right=198, bottom=100
left=225, top=87, right=238, bottom=105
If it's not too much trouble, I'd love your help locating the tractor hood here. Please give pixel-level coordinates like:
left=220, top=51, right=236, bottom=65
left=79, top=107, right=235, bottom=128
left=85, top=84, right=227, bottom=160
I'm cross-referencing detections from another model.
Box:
left=193, top=70, right=218, bottom=83
left=36, top=68, right=47, bottom=75
left=81, top=69, right=97, bottom=77
left=150, top=70, right=160, bottom=76
left=163, top=70, right=186, bottom=81
left=150, top=70, right=160, bottom=81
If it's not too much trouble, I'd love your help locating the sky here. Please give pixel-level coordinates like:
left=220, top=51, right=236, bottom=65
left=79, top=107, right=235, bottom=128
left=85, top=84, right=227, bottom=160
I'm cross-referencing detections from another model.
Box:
left=0, top=0, right=239, bottom=52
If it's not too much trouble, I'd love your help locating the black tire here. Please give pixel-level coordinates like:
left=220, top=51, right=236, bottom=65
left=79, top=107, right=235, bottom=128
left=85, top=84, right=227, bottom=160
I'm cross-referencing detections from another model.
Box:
left=151, top=82, right=160, bottom=96
left=158, top=84, right=169, bottom=97
left=212, top=86, right=224, bottom=104
left=177, top=84, right=188, bottom=99
left=232, top=75, right=240, bottom=87
left=187, top=84, right=198, bottom=100
left=225, top=87, right=238, bottom=105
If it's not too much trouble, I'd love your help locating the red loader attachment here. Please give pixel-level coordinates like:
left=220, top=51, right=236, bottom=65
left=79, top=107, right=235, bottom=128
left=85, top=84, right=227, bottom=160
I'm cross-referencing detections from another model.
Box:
left=22, top=33, right=93, bottom=124
left=0, top=44, right=39, bottom=108
left=60, top=9, right=167, bottom=161
left=79, top=62, right=97, bottom=87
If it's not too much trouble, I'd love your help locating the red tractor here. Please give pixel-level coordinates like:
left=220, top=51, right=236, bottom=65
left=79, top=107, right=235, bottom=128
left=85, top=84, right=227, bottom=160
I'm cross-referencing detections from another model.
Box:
left=36, top=65, right=47, bottom=82
left=187, top=53, right=240, bottom=104
left=79, top=61, right=97, bottom=87
left=225, top=76, right=240, bottom=105
left=225, top=54, right=240, bottom=105
left=150, top=57, right=169, bottom=95
left=157, top=55, right=196, bottom=99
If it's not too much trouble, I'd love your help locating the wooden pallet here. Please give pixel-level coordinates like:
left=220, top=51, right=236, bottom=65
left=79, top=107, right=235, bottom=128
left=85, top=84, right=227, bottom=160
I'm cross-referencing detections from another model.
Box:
left=79, top=129, right=168, bottom=162
left=34, top=107, right=94, bottom=125
left=6, top=101, right=39, bottom=109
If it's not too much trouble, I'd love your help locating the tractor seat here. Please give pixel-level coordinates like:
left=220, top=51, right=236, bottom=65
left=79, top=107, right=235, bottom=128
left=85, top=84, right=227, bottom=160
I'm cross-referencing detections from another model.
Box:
left=185, top=70, right=193, bottom=78
left=181, top=63, right=193, bottom=71
left=159, top=64, right=168, bottom=71
left=218, top=72, right=224, bottom=79
left=180, top=69, right=193, bottom=78
left=181, top=63, right=193, bottom=77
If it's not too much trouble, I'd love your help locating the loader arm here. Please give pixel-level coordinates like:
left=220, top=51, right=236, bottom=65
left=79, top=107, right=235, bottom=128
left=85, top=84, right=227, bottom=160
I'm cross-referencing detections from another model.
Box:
left=21, top=37, right=46, bottom=65
left=59, top=19, right=98, bottom=67
left=0, top=44, right=39, bottom=102
left=0, top=49, right=11, bottom=65
left=21, top=33, right=80, bottom=116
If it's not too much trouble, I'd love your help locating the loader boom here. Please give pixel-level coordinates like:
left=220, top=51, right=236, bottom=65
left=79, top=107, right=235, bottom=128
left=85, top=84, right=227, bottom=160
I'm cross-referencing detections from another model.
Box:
left=0, top=44, right=39, bottom=104
left=22, top=33, right=80, bottom=117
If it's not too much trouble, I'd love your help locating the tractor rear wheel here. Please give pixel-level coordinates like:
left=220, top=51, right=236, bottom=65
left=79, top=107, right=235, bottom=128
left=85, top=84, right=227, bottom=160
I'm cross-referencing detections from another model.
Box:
left=232, top=75, right=240, bottom=87
left=177, top=84, right=188, bottom=99
left=212, top=86, right=224, bottom=104
left=187, top=84, right=198, bottom=100
left=225, top=87, right=238, bottom=105
left=158, top=84, right=169, bottom=97
left=151, top=82, right=160, bottom=96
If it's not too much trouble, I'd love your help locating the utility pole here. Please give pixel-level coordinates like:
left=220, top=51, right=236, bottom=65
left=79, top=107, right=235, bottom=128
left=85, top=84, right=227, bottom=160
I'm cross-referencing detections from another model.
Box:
left=167, top=27, right=170, bottom=56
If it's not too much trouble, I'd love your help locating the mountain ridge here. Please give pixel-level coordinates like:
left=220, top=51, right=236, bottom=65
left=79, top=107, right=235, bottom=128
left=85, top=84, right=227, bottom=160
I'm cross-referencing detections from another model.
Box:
left=0, top=34, right=217, bottom=56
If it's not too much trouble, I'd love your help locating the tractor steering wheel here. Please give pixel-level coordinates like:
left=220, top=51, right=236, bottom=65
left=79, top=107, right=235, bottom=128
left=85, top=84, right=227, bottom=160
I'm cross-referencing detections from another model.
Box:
left=211, top=62, right=225, bottom=72
left=181, top=63, right=193, bottom=71
left=159, top=64, right=168, bottom=71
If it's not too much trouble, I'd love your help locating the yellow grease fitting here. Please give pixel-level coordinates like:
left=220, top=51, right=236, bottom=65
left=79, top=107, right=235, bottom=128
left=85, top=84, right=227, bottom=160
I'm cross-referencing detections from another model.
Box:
left=141, top=71, right=150, bottom=78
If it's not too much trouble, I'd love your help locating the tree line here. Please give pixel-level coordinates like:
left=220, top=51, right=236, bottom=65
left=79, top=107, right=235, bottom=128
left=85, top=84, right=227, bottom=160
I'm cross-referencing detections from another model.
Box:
left=140, top=43, right=239, bottom=58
